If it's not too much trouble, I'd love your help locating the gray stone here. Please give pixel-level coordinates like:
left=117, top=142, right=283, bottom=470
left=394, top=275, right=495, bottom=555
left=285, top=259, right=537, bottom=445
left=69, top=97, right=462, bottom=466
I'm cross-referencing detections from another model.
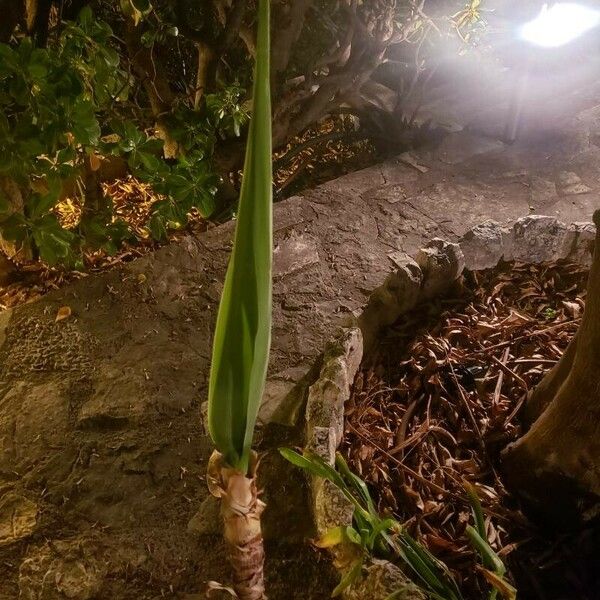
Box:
left=188, top=495, right=223, bottom=536
left=304, top=331, right=363, bottom=537
left=460, top=220, right=505, bottom=270
left=273, top=232, right=320, bottom=279
left=306, top=329, right=363, bottom=450
left=344, top=559, right=425, bottom=600
left=359, top=255, right=422, bottom=351
left=416, top=239, right=465, bottom=298
left=258, top=379, right=296, bottom=426
left=0, top=493, right=37, bottom=546
left=306, top=426, right=336, bottom=465
left=386, top=253, right=423, bottom=314
left=334, top=328, right=364, bottom=386
left=305, top=377, right=347, bottom=450
left=257, top=369, right=307, bottom=427
left=507, top=215, right=569, bottom=263
left=313, top=478, right=354, bottom=537
left=556, top=171, right=592, bottom=196
left=562, top=221, right=596, bottom=266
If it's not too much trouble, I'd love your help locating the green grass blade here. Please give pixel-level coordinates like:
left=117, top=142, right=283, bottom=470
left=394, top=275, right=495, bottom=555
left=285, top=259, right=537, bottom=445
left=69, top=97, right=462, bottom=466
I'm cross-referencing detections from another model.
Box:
left=398, top=533, right=464, bottom=600
left=465, top=526, right=506, bottom=576
left=279, top=448, right=346, bottom=485
left=279, top=449, right=359, bottom=506
left=336, top=453, right=378, bottom=515
left=207, top=0, right=272, bottom=473
left=464, top=482, right=486, bottom=540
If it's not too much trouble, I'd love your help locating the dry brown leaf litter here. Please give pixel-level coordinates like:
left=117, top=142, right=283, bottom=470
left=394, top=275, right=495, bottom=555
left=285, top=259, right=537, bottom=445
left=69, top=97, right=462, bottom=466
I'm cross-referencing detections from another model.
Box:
left=341, top=260, right=591, bottom=599
left=0, top=177, right=210, bottom=311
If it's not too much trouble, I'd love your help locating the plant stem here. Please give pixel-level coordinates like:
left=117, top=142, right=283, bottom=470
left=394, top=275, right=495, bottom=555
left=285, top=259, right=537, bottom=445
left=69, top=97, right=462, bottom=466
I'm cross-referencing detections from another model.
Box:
left=208, top=451, right=266, bottom=600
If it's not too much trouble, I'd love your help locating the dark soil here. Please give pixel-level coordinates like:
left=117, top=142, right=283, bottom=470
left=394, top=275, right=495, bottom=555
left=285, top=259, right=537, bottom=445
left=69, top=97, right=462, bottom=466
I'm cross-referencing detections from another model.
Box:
left=0, top=281, right=336, bottom=600
left=0, top=417, right=336, bottom=599
left=342, top=260, right=600, bottom=600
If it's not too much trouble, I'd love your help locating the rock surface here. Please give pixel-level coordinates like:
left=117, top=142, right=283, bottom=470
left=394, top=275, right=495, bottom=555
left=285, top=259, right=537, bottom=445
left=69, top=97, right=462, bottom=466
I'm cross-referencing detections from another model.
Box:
left=344, top=560, right=425, bottom=600
left=359, top=254, right=422, bottom=351
left=460, top=220, right=506, bottom=270
left=563, top=222, right=597, bottom=266
left=0, top=493, right=37, bottom=546
left=507, top=216, right=569, bottom=263
left=416, top=238, right=465, bottom=298
left=313, top=479, right=354, bottom=538
left=188, top=496, right=222, bottom=537
left=556, top=171, right=592, bottom=196
left=19, top=541, right=107, bottom=600
left=306, top=328, right=363, bottom=452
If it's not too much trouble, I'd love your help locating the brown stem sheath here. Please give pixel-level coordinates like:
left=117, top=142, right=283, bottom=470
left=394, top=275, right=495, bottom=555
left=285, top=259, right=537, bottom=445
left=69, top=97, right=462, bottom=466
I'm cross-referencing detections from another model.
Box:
left=208, top=451, right=266, bottom=600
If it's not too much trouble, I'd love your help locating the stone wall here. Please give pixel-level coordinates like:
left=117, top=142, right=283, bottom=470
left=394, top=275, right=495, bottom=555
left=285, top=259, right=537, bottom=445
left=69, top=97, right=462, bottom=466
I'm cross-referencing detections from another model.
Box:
left=302, top=215, right=595, bottom=599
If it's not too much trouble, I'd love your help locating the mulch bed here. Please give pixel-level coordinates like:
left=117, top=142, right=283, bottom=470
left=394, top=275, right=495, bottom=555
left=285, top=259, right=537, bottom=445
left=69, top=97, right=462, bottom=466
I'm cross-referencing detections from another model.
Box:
left=341, top=260, right=599, bottom=599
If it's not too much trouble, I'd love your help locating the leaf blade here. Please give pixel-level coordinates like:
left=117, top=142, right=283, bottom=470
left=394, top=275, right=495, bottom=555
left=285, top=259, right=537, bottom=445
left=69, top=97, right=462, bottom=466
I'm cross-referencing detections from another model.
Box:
left=207, top=0, right=272, bottom=473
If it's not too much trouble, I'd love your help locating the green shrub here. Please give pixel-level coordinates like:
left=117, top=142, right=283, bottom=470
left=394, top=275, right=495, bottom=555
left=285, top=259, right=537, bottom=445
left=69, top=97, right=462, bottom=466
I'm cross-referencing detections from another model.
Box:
left=0, top=7, right=248, bottom=266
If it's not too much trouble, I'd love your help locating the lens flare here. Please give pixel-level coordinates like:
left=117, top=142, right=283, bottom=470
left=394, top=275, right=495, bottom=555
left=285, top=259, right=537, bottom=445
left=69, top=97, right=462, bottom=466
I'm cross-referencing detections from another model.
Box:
left=519, top=2, right=600, bottom=48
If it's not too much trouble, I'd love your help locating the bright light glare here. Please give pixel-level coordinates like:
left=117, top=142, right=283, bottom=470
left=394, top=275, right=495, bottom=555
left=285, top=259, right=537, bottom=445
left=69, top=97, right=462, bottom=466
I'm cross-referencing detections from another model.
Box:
left=519, top=3, right=600, bottom=48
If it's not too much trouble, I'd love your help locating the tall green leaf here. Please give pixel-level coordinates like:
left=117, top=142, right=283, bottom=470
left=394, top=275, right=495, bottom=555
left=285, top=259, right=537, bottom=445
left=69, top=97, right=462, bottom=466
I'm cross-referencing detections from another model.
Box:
left=207, top=0, right=272, bottom=474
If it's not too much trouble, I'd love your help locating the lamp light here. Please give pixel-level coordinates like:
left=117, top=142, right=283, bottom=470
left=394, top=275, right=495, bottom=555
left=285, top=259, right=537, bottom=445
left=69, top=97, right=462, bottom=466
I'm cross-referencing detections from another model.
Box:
left=519, top=2, right=600, bottom=48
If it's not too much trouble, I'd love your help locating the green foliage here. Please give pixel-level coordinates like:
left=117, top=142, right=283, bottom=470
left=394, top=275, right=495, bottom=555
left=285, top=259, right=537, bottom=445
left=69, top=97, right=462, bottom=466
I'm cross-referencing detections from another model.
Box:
left=282, top=450, right=518, bottom=600
left=0, top=7, right=236, bottom=265
left=280, top=449, right=465, bottom=600
left=207, top=0, right=272, bottom=474
left=103, top=120, right=219, bottom=241
left=0, top=9, right=128, bottom=265
left=464, top=484, right=516, bottom=600
left=206, top=85, right=250, bottom=139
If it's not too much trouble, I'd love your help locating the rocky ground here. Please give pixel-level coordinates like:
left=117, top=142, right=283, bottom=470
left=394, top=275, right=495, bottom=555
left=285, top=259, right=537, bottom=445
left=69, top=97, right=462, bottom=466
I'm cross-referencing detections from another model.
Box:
left=0, top=98, right=599, bottom=598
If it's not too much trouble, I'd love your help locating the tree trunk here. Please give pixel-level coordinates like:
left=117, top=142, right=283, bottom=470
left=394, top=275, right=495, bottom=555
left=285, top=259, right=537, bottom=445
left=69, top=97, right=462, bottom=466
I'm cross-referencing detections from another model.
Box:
left=29, top=0, right=53, bottom=47
left=207, top=451, right=266, bottom=600
left=502, top=210, right=600, bottom=524
left=124, top=20, right=179, bottom=158
left=194, top=41, right=214, bottom=109
left=81, top=154, right=111, bottom=222
left=522, top=333, right=578, bottom=425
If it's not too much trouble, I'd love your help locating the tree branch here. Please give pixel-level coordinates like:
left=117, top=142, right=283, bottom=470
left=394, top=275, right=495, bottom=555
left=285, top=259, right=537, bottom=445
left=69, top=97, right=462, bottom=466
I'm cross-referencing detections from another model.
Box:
left=271, top=0, right=313, bottom=77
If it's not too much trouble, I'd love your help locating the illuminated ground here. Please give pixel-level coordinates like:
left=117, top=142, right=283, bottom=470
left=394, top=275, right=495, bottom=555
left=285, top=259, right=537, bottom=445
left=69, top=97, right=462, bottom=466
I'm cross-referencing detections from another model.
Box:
left=0, top=104, right=599, bottom=598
